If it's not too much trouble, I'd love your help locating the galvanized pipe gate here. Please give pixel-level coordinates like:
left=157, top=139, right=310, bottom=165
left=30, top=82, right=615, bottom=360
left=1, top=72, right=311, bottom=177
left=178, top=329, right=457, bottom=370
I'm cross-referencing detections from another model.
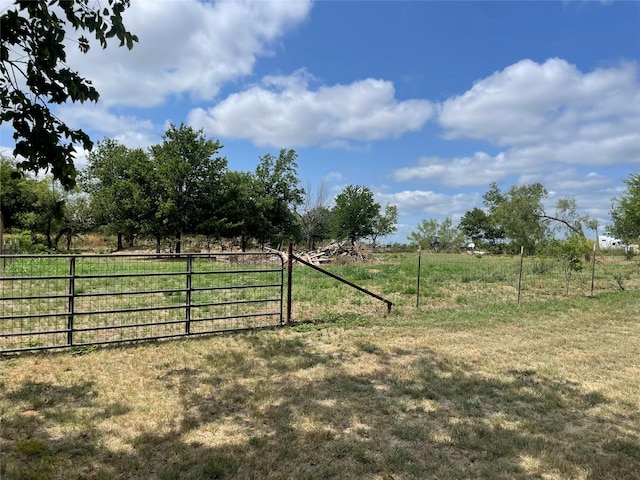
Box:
left=1, top=246, right=392, bottom=354
left=0, top=252, right=284, bottom=353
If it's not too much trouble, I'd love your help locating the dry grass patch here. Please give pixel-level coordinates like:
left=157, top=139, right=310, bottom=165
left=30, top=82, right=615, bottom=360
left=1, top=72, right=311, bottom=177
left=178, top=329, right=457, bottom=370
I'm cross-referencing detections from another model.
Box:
left=1, top=291, right=639, bottom=479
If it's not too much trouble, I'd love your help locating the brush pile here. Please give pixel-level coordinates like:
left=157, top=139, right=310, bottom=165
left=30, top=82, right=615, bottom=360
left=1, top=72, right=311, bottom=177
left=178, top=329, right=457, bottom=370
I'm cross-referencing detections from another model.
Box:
left=276, top=242, right=369, bottom=265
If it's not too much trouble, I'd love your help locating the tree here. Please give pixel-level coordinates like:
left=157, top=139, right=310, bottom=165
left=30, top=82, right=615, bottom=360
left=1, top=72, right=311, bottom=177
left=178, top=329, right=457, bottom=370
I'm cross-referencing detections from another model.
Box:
left=330, top=185, right=380, bottom=245
left=149, top=124, right=227, bottom=253
left=0, top=154, right=37, bottom=230
left=14, top=176, right=66, bottom=250
left=217, top=170, right=261, bottom=252
left=253, top=149, right=305, bottom=249
left=609, top=173, right=640, bottom=244
left=407, top=218, right=438, bottom=249
left=82, top=139, right=152, bottom=250
left=483, top=182, right=550, bottom=253
left=301, top=206, right=331, bottom=250
left=1, top=0, right=138, bottom=189
left=545, top=236, right=593, bottom=296
left=480, top=182, right=597, bottom=253
left=59, top=191, right=92, bottom=251
left=459, top=207, right=504, bottom=247
left=407, top=217, right=464, bottom=252
left=300, top=181, right=331, bottom=250
left=0, top=157, right=85, bottom=251
left=542, top=198, right=596, bottom=239
left=371, top=204, right=398, bottom=247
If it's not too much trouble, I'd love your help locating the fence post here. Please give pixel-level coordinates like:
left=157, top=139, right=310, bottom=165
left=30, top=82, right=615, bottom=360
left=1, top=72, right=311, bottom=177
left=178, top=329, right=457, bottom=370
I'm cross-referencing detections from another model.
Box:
left=517, top=246, right=524, bottom=305
left=286, top=243, right=293, bottom=324
left=590, top=242, right=596, bottom=297
left=185, top=255, right=192, bottom=334
left=416, top=247, right=422, bottom=309
left=68, top=256, right=75, bottom=346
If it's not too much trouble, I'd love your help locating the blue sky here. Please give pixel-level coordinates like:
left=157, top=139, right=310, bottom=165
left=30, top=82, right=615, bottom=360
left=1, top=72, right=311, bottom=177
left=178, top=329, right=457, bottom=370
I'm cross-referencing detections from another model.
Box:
left=1, top=0, right=639, bottom=244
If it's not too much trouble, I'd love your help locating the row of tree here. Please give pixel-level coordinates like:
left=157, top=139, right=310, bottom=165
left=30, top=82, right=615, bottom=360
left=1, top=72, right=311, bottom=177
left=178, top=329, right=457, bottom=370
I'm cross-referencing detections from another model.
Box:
left=2, top=120, right=636, bottom=256
left=406, top=176, right=639, bottom=295
left=407, top=174, right=639, bottom=255
left=2, top=2, right=638, bottom=260
left=1, top=123, right=398, bottom=252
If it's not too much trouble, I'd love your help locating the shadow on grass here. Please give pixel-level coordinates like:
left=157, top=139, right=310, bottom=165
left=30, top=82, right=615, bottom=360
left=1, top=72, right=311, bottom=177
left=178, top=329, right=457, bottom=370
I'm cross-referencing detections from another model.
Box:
left=2, top=339, right=639, bottom=479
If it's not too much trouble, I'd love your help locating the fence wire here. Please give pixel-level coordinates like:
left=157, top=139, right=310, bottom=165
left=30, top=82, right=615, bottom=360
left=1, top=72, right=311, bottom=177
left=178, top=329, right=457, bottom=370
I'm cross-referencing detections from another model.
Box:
left=287, top=251, right=639, bottom=321
left=2, top=251, right=638, bottom=352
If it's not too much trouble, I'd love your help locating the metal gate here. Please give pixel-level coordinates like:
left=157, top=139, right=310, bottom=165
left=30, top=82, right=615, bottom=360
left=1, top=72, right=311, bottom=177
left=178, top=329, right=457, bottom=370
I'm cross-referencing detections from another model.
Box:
left=0, top=252, right=284, bottom=353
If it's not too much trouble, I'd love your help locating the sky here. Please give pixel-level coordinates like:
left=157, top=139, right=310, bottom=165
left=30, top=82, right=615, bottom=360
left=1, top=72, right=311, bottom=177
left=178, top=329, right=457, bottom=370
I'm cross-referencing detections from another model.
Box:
left=1, top=0, right=639, bottom=244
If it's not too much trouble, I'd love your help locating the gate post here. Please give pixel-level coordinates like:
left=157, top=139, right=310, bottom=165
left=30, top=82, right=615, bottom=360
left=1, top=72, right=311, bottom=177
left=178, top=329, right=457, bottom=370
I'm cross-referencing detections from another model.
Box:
left=68, top=256, right=75, bottom=346
left=185, top=255, right=192, bottom=334
left=286, top=243, right=293, bottom=324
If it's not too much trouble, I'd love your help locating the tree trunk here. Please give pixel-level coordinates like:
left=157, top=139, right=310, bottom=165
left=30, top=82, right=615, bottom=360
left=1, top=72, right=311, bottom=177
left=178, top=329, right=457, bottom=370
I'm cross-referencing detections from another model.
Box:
left=175, top=232, right=182, bottom=254
left=125, top=234, right=135, bottom=248
left=53, top=228, right=66, bottom=251
left=45, top=217, right=54, bottom=250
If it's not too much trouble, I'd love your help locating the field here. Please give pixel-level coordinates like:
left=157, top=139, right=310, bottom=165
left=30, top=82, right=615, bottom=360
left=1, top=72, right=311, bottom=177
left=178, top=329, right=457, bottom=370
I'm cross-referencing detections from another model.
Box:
left=1, top=252, right=639, bottom=479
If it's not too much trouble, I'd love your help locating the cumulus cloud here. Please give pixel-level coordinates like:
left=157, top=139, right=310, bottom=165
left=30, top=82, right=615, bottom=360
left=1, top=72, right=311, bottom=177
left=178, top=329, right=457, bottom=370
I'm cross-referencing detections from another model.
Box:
left=64, top=0, right=312, bottom=107
left=438, top=58, right=640, bottom=150
left=393, top=59, right=639, bottom=194
left=377, top=190, right=476, bottom=219
left=392, top=152, right=514, bottom=187
left=188, top=69, right=434, bottom=147
left=58, top=105, right=157, bottom=150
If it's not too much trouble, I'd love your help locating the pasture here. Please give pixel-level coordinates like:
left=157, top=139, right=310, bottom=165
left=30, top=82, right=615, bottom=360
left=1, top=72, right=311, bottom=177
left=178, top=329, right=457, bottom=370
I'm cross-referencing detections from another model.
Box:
left=1, top=252, right=639, bottom=479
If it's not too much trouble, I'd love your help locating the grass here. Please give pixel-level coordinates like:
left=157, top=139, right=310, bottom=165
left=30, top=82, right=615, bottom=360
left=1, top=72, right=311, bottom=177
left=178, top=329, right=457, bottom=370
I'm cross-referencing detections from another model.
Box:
left=1, top=262, right=639, bottom=480
left=1, top=250, right=639, bottom=477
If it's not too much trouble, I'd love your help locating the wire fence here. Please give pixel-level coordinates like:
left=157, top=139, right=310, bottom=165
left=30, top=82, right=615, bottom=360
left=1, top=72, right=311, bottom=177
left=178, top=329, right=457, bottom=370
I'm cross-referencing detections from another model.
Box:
left=1, top=249, right=638, bottom=353
left=413, top=250, right=639, bottom=310
left=286, top=250, right=639, bottom=320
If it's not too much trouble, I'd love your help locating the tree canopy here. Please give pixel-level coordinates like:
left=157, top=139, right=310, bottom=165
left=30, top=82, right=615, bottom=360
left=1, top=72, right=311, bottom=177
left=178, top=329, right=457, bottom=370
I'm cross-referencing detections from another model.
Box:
left=609, top=173, right=640, bottom=244
left=407, top=217, right=464, bottom=252
left=459, top=207, right=504, bottom=247
left=371, top=204, right=398, bottom=247
left=82, top=139, right=152, bottom=250
left=330, top=185, right=380, bottom=245
left=483, top=182, right=550, bottom=253
left=1, top=0, right=137, bottom=189
left=253, top=149, right=305, bottom=249
left=148, top=123, right=227, bottom=253
left=300, top=182, right=331, bottom=250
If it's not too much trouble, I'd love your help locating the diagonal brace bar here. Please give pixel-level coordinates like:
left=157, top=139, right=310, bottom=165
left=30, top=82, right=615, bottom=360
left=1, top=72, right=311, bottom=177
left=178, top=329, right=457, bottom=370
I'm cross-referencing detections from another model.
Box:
left=291, top=252, right=393, bottom=314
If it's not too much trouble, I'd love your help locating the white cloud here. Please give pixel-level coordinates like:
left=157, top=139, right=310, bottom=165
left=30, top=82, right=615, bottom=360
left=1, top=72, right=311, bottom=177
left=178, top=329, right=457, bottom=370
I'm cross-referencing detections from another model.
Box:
left=392, top=152, right=513, bottom=187
left=392, top=133, right=638, bottom=190
left=58, top=105, right=157, bottom=150
left=65, top=0, right=313, bottom=107
left=188, top=69, right=434, bottom=147
left=377, top=190, right=476, bottom=219
left=439, top=59, right=639, bottom=147
left=0, top=145, right=14, bottom=158
left=391, top=58, right=639, bottom=196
